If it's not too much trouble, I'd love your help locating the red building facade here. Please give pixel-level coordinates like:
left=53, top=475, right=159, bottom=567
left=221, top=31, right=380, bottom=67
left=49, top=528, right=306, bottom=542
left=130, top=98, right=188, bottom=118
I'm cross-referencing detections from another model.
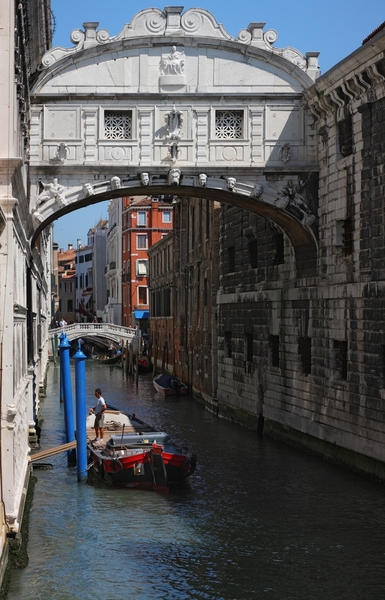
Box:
left=122, top=195, right=174, bottom=328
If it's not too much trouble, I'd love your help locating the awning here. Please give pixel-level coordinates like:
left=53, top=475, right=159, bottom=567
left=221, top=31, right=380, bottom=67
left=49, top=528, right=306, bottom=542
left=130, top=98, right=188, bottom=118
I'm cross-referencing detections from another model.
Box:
left=134, top=310, right=149, bottom=320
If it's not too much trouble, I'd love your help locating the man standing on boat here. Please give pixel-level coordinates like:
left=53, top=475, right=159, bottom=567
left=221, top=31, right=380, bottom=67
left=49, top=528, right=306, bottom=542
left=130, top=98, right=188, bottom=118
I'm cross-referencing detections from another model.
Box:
left=90, top=389, right=106, bottom=443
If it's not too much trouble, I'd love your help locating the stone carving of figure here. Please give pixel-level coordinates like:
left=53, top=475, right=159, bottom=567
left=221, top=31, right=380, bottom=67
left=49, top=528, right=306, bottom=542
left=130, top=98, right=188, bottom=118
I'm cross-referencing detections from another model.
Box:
left=168, top=168, right=181, bottom=186
left=198, top=174, right=207, bottom=187
left=165, top=106, right=184, bottom=140
left=110, top=176, right=121, bottom=190
left=161, top=46, right=185, bottom=76
left=168, top=143, right=180, bottom=162
left=37, top=178, right=67, bottom=207
left=277, top=180, right=315, bottom=225
left=83, top=183, right=94, bottom=197
left=140, top=173, right=150, bottom=186
left=252, top=184, right=263, bottom=198
left=226, top=177, right=236, bottom=191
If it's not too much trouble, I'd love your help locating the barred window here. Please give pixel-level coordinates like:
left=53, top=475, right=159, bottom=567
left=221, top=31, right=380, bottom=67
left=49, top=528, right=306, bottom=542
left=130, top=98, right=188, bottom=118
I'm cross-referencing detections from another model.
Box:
left=338, top=116, right=353, bottom=157
left=104, top=110, right=132, bottom=139
left=215, top=110, right=243, bottom=139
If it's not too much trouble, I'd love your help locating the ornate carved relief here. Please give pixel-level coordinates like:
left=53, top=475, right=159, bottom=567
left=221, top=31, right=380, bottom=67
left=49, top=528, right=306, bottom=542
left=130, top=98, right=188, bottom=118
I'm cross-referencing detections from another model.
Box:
left=160, top=46, right=186, bottom=86
left=278, top=143, right=291, bottom=164
left=110, top=176, right=121, bottom=190
left=37, top=178, right=67, bottom=208
left=83, top=183, right=94, bottom=197
left=165, top=106, right=184, bottom=140
left=198, top=174, right=207, bottom=187
left=276, top=180, right=315, bottom=226
left=168, top=169, right=181, bottom=186
left=168, top=142, right=181, bottom=162
left=55, top=143, right=69, bottom=163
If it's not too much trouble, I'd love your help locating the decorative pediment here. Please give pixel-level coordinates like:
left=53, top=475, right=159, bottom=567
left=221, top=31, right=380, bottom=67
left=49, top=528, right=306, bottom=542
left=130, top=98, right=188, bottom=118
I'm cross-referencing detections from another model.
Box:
left=38, top=7, right=319, bottom=83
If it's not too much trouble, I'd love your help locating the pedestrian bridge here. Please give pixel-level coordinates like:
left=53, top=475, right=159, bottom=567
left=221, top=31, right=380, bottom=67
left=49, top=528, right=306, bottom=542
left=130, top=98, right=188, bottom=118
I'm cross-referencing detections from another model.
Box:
left=49, top=323, right=138, bottom=345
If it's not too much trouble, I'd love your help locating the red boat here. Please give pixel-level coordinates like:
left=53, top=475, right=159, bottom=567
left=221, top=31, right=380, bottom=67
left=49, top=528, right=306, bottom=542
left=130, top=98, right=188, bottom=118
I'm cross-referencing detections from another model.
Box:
left=87, top=412, right=196, bottom=491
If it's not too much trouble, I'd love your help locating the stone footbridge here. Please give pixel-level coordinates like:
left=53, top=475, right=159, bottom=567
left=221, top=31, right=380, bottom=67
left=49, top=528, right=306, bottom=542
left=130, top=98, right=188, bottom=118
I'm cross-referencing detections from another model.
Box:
left=49, top=323, right=138, bottom=346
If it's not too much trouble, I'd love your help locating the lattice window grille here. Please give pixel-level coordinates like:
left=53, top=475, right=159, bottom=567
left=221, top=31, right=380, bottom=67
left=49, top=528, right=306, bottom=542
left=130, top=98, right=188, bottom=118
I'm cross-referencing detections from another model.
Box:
left=215, top=110, right=243, bottom=139
left=104, top=111, right=132, bottom=139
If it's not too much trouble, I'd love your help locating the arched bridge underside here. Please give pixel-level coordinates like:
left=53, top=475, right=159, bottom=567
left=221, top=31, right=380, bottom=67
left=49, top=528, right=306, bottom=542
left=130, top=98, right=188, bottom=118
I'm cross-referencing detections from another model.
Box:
left=29, top=6, right=321, bottom=269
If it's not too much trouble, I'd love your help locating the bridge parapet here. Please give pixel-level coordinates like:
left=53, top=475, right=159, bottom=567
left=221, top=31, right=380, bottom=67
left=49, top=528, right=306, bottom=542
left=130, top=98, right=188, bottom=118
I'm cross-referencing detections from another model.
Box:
left=49, top=323, right=138, bottom=345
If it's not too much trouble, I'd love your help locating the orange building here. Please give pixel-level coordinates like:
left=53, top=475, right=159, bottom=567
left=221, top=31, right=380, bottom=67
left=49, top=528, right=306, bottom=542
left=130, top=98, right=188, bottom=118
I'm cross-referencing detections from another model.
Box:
left=57, top=244, right=76, bottom=324
left=122, top=195, right=174, bottom=329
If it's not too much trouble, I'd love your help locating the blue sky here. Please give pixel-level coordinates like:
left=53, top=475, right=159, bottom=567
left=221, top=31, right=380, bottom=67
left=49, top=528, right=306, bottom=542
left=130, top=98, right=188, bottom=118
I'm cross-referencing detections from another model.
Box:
left=51, top=0, right=384, bottom=246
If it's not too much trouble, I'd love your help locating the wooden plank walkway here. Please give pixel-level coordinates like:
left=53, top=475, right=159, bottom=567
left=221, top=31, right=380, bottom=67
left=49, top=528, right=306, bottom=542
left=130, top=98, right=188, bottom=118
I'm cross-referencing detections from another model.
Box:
left=29, top=410, right=155, bottom=462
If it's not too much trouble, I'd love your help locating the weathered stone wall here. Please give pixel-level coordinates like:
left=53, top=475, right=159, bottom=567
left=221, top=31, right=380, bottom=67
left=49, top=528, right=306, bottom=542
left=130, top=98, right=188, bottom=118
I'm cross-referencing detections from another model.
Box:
left=216, top=31, right=385, bottom=480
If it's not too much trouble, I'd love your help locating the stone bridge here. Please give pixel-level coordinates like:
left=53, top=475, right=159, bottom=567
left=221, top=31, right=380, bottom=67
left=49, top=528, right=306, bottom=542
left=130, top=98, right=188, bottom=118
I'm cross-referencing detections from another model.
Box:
left=49, top=323, right=138, bottom=345
left=28, top=6, right=321, bottom=270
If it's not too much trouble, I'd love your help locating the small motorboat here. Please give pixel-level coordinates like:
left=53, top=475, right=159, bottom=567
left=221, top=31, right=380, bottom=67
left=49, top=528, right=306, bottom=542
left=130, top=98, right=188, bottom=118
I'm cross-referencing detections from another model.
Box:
left=86, top=409, right=196, bottom=491
left=153, top=373, right=188, bottom=397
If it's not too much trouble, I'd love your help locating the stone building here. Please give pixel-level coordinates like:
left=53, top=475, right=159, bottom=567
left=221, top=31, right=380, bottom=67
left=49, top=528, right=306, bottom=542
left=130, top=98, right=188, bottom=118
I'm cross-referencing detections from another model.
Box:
left=57, top=245, right=76, bottom=324
left=218, top=25, right=385, bottom=480
left=0, top=0, right=53, bottom=585
left=104, top=198, right=122, bottom=324
left=149, top=196, right=221, bottom=402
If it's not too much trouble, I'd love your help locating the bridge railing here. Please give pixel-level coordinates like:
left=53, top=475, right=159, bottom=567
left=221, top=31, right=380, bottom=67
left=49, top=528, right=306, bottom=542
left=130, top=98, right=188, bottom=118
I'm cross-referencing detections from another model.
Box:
left=48, top=323, right=138, bottom=340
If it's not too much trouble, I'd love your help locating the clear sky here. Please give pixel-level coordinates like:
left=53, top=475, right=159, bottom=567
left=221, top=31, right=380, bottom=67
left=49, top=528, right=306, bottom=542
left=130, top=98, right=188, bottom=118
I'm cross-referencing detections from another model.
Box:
left=51, top=0, right=384, bottom=246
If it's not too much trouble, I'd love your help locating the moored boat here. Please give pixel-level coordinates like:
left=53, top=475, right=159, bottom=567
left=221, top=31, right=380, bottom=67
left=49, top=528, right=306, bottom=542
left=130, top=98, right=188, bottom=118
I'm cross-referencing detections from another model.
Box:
left=92, top=352, right=123, bottom=365
left=86, top=409, right=196, bottom=491
left=153, top=373, right=188, bottom=396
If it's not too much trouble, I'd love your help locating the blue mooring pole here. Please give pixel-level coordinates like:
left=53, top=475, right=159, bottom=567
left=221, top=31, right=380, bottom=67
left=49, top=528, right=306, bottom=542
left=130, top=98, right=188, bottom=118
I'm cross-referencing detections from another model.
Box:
left=73, top=343, right=88, bottom=482
left=59, top=331, right=76, bottom=466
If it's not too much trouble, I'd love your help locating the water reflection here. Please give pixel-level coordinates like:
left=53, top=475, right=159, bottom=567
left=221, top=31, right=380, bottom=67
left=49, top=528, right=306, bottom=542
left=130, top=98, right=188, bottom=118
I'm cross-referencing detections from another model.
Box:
left=7, top=362, right=385, bottom=599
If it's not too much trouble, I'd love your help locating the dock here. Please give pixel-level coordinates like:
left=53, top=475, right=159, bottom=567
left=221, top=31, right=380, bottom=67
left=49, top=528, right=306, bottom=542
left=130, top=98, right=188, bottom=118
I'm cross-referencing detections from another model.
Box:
left=29, top=410, right=155, bottom=463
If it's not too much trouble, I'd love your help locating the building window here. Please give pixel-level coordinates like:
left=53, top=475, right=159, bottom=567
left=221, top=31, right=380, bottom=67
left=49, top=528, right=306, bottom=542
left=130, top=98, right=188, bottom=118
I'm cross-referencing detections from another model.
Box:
left=136, top=259, right=148, bottom=277
left=215, top=110, right=243, bottom=139
left=299, top=337, right=312, bottom=375
left=104, top=110, right=132, bottom=139
left=269, top=335, right=280, bottom=367
left=338, top=116, right=353, bottom=157
left=136, top=234, right=148, bottom=249
left=79, top=255, right=84, bottom=263
left=137, top=211, right=146, bottom=227
left=246, top=332, right=253, bottom=362
left=333, top=340, right=348, bottom=380
left=67, top=299, right=73, bottom=312
left=162, top=211, right=171, bottom=223
left=224, top=331, right=232, bottom=358
left=248, top=239, right=258, bottom=268
left=228, top=246, right=236, bottom=273
left=273, top=232, right=285, bottom=265
left=138, top=286, right=148, bottom=305
left=343, top=218, right=353, bottom=256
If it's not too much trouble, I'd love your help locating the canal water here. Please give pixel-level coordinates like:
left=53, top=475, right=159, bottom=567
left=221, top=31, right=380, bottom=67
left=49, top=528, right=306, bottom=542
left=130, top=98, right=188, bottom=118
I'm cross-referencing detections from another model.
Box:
left=7, top=362, right=385, bottom=599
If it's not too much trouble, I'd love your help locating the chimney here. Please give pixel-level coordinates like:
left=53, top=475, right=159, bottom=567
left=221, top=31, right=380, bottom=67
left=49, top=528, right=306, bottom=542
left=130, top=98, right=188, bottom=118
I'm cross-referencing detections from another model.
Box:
left=68, top=243, right=73, bottom=250
left=77, top=238, right=82, bottom=249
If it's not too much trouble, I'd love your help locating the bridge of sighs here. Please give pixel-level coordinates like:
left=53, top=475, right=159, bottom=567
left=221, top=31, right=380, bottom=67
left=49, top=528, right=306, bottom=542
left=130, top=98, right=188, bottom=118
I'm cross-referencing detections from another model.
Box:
left=28, top=6, right=320, bottom=271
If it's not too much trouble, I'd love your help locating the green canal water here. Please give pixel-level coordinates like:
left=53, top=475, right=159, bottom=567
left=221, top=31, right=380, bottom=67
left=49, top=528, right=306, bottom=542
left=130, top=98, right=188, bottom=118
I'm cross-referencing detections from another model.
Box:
left=6, top=362, right=385, bottom=599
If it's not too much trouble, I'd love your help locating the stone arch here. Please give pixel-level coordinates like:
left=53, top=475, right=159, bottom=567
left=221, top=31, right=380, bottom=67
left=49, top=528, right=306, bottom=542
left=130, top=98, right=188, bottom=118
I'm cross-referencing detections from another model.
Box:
left=29, top=6, right=320, bottom=271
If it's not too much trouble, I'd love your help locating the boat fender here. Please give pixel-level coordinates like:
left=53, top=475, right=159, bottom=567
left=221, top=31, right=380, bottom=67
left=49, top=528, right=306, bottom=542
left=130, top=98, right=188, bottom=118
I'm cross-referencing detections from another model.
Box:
left=97, top=458, right=105, bottom=478
left=111, top=458, right=123, bottom=472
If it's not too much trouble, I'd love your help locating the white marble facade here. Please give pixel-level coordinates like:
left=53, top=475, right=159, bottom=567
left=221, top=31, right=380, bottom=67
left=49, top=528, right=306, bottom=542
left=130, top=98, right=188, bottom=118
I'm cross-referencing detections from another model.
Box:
left=29, top=6, right=319, bottom=257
